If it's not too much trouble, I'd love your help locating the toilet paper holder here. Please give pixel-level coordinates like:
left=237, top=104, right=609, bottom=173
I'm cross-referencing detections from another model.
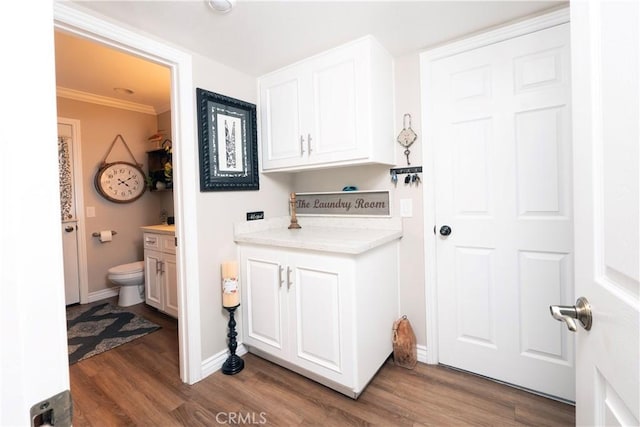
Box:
left=92, top=230, right=118, bottom=237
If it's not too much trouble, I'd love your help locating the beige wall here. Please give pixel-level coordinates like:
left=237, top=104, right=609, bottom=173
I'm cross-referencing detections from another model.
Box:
left=57, top=98, right=165, bottom=294
left=291, top=52, right=427, bottom=346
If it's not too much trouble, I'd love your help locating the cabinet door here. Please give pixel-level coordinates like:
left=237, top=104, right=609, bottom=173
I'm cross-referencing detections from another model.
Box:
left=260, top=68, right=307, bottom=171
left=288, top=252, right=354, bottom=386
left=306, top=43, right=369, bottom=165
left=162, top=254, right=178, bottom=318
left=144, top=250, right=163, bottom=310
left=241, top=248, right=288, bottom=359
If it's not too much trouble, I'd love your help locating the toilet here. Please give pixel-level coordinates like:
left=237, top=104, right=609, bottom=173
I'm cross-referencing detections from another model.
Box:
left=108, top=261, right=145, bottom=307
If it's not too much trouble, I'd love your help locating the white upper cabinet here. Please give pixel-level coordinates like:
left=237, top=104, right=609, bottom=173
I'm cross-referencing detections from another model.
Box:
left=259, top=36, right=394, bottom=172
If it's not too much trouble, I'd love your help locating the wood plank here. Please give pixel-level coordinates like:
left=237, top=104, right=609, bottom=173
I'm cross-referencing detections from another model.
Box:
left=68, top=298, right=575, bottom=426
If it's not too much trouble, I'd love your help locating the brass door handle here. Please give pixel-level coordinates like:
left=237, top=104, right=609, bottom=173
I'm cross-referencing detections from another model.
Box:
left=549, top=297, right=592, bottom=332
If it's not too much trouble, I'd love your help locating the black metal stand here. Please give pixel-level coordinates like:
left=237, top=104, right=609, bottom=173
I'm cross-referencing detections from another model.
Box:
left=222, top=304, right=244, bottom=375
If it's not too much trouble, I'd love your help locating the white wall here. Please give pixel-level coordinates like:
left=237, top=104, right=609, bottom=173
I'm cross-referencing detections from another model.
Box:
left=190, top=52, right=292, bottom=359
left=1, top=1, right=70, bottom=424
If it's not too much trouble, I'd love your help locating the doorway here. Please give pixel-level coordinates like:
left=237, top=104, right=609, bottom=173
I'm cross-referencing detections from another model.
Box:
left=421, top=9, right=574, bottom=401
left=58, top=118, right=89, bottom=305
left=54, top=2, right=202, bottom=384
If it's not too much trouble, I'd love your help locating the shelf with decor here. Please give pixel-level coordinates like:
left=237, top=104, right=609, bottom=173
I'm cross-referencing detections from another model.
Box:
left=147, top=139, right=172, bottom=191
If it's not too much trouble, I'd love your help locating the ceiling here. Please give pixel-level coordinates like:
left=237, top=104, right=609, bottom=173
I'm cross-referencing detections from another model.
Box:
left=55, top=0, right=566, bottom=113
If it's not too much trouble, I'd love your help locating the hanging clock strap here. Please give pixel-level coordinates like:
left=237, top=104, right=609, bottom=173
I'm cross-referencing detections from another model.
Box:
left=100, top=134, right=142, bottom=168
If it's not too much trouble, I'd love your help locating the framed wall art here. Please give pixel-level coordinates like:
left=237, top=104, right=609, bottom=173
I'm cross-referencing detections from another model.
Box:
left=196, top=88, right=259, bottom=191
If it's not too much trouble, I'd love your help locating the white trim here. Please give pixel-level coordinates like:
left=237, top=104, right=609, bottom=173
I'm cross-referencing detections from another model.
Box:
left=57, top=86, right=157, bottom=115
left=420, top=7, right=570, bottom=62
left=54, top=3, right=202, bottom=385
left=201, top=344, right=249, bottom=378
left=87, top=287, right=120, bottom=303
left=419, top=7, right=570, bottom=366
left=58, top=117, right=90, bottom=305
left=416, top=344, right=428, bottom=364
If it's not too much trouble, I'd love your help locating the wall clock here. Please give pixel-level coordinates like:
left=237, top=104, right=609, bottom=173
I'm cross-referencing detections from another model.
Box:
left=94, top=161, right=146, bottom=203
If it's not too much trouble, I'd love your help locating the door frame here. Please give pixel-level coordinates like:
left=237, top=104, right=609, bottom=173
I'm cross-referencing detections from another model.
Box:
left=419, top=7, right=570, bottom=364
left=54, top=4, right=203, bottom=384
left=58, top=117, right=90, bottom=304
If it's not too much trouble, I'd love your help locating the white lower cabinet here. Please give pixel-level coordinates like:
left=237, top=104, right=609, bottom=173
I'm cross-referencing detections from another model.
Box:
left=239, top=242, right=398, bottom=398
left=143, top=232, right=178, bottom=318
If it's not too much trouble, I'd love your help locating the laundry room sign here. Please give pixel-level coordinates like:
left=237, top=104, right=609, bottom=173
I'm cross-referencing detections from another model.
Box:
left=295, top=191, right=390, bottom=216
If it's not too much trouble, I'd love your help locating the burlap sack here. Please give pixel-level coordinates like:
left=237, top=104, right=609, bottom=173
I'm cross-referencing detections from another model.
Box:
left=392, top=315, right=417, bottom=369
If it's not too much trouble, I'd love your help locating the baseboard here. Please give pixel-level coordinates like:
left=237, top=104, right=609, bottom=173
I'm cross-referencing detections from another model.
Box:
left=202, top=343, right=425, bottom=377
left=87, top=287, right=119, bottom=303
left=201, top=343, right=248, bottom=378
left=416, top=344, right=428, bottom=364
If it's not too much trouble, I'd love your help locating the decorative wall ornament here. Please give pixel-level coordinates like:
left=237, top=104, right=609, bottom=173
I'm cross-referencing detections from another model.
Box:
left=397, top=113, right=417, bottom=165
left=196, top=88, right=259, bottom=191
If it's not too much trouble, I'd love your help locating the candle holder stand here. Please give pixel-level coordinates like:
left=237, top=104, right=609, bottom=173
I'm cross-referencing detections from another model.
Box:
left=222, top=304, right=244, bottom=375
left=288, top=193, right=302, bottom=230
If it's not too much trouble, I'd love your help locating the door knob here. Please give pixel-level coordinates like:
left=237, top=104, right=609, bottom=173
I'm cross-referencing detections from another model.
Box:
left=549, top=297, right=592, bottom=332
left=439, top=225, right=452, bottom=236
left=65, top=226, right=74, bottom=232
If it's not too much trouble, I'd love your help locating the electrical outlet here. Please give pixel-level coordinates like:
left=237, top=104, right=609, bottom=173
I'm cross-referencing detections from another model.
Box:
left=246, top=211, right=264, bottom=221
left=86, top=206, right=96, bottom=218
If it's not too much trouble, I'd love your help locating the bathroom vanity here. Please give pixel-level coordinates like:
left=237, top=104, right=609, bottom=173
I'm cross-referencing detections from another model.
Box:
left=234, top=217, right=402, bottom=398
left=141, top=225, right=177, bottom=318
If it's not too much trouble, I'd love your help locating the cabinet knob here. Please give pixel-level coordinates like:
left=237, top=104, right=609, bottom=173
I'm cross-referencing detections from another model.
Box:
left=308, top=133, right=313, bottom=154
left=300, top=135, right=306, bottom=156
left=286, top=266, right=292, bottom=289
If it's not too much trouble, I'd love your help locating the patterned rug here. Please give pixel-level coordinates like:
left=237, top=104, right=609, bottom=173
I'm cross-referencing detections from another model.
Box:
left=66, top=302, right=160, bottom=365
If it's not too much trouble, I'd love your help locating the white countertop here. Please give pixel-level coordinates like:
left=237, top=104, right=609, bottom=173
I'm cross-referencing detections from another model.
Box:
left=140, top=224, right=175, bottom=235
left=234, top=216, right=402, bottom=255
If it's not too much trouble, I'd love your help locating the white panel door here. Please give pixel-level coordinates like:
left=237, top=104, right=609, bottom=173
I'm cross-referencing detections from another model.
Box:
left=307, top=45, right=367, bottom=164
left=288, top=251, right=352, bottom=386
left=241, top=249, right=288, bottom=360
left=431, top=24, right=574, bottom=400
left=58, top=125, right=80, bottom=305
left=260, top=69, right=305, bottom=170
left=292, top=264, right=342, bottom=372
left=571, top=1, right=639, bottom=424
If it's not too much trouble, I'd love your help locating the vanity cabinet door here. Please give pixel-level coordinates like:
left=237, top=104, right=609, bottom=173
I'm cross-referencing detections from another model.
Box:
left=162, top=253, right=178, bottom=318
left=144, top=249, right=163, bottom=310
left=240, top=247, right=289, bottom=360
left=143, top=232, right=177, bottom=318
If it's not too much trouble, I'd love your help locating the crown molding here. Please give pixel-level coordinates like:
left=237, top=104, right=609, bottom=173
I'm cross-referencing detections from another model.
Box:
left=56, top=86, right=157, bottom=115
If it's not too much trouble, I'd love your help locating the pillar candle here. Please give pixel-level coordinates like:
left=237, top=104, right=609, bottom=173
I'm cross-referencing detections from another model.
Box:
left=221, top=261, right=240, bottom=307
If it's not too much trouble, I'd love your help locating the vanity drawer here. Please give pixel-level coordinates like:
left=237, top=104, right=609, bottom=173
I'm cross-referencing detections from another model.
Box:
left=143, top=233, right=176, bottom=254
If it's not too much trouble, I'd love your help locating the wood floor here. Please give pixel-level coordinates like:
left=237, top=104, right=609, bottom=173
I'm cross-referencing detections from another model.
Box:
left=69, top=299, right=575, bottom=426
